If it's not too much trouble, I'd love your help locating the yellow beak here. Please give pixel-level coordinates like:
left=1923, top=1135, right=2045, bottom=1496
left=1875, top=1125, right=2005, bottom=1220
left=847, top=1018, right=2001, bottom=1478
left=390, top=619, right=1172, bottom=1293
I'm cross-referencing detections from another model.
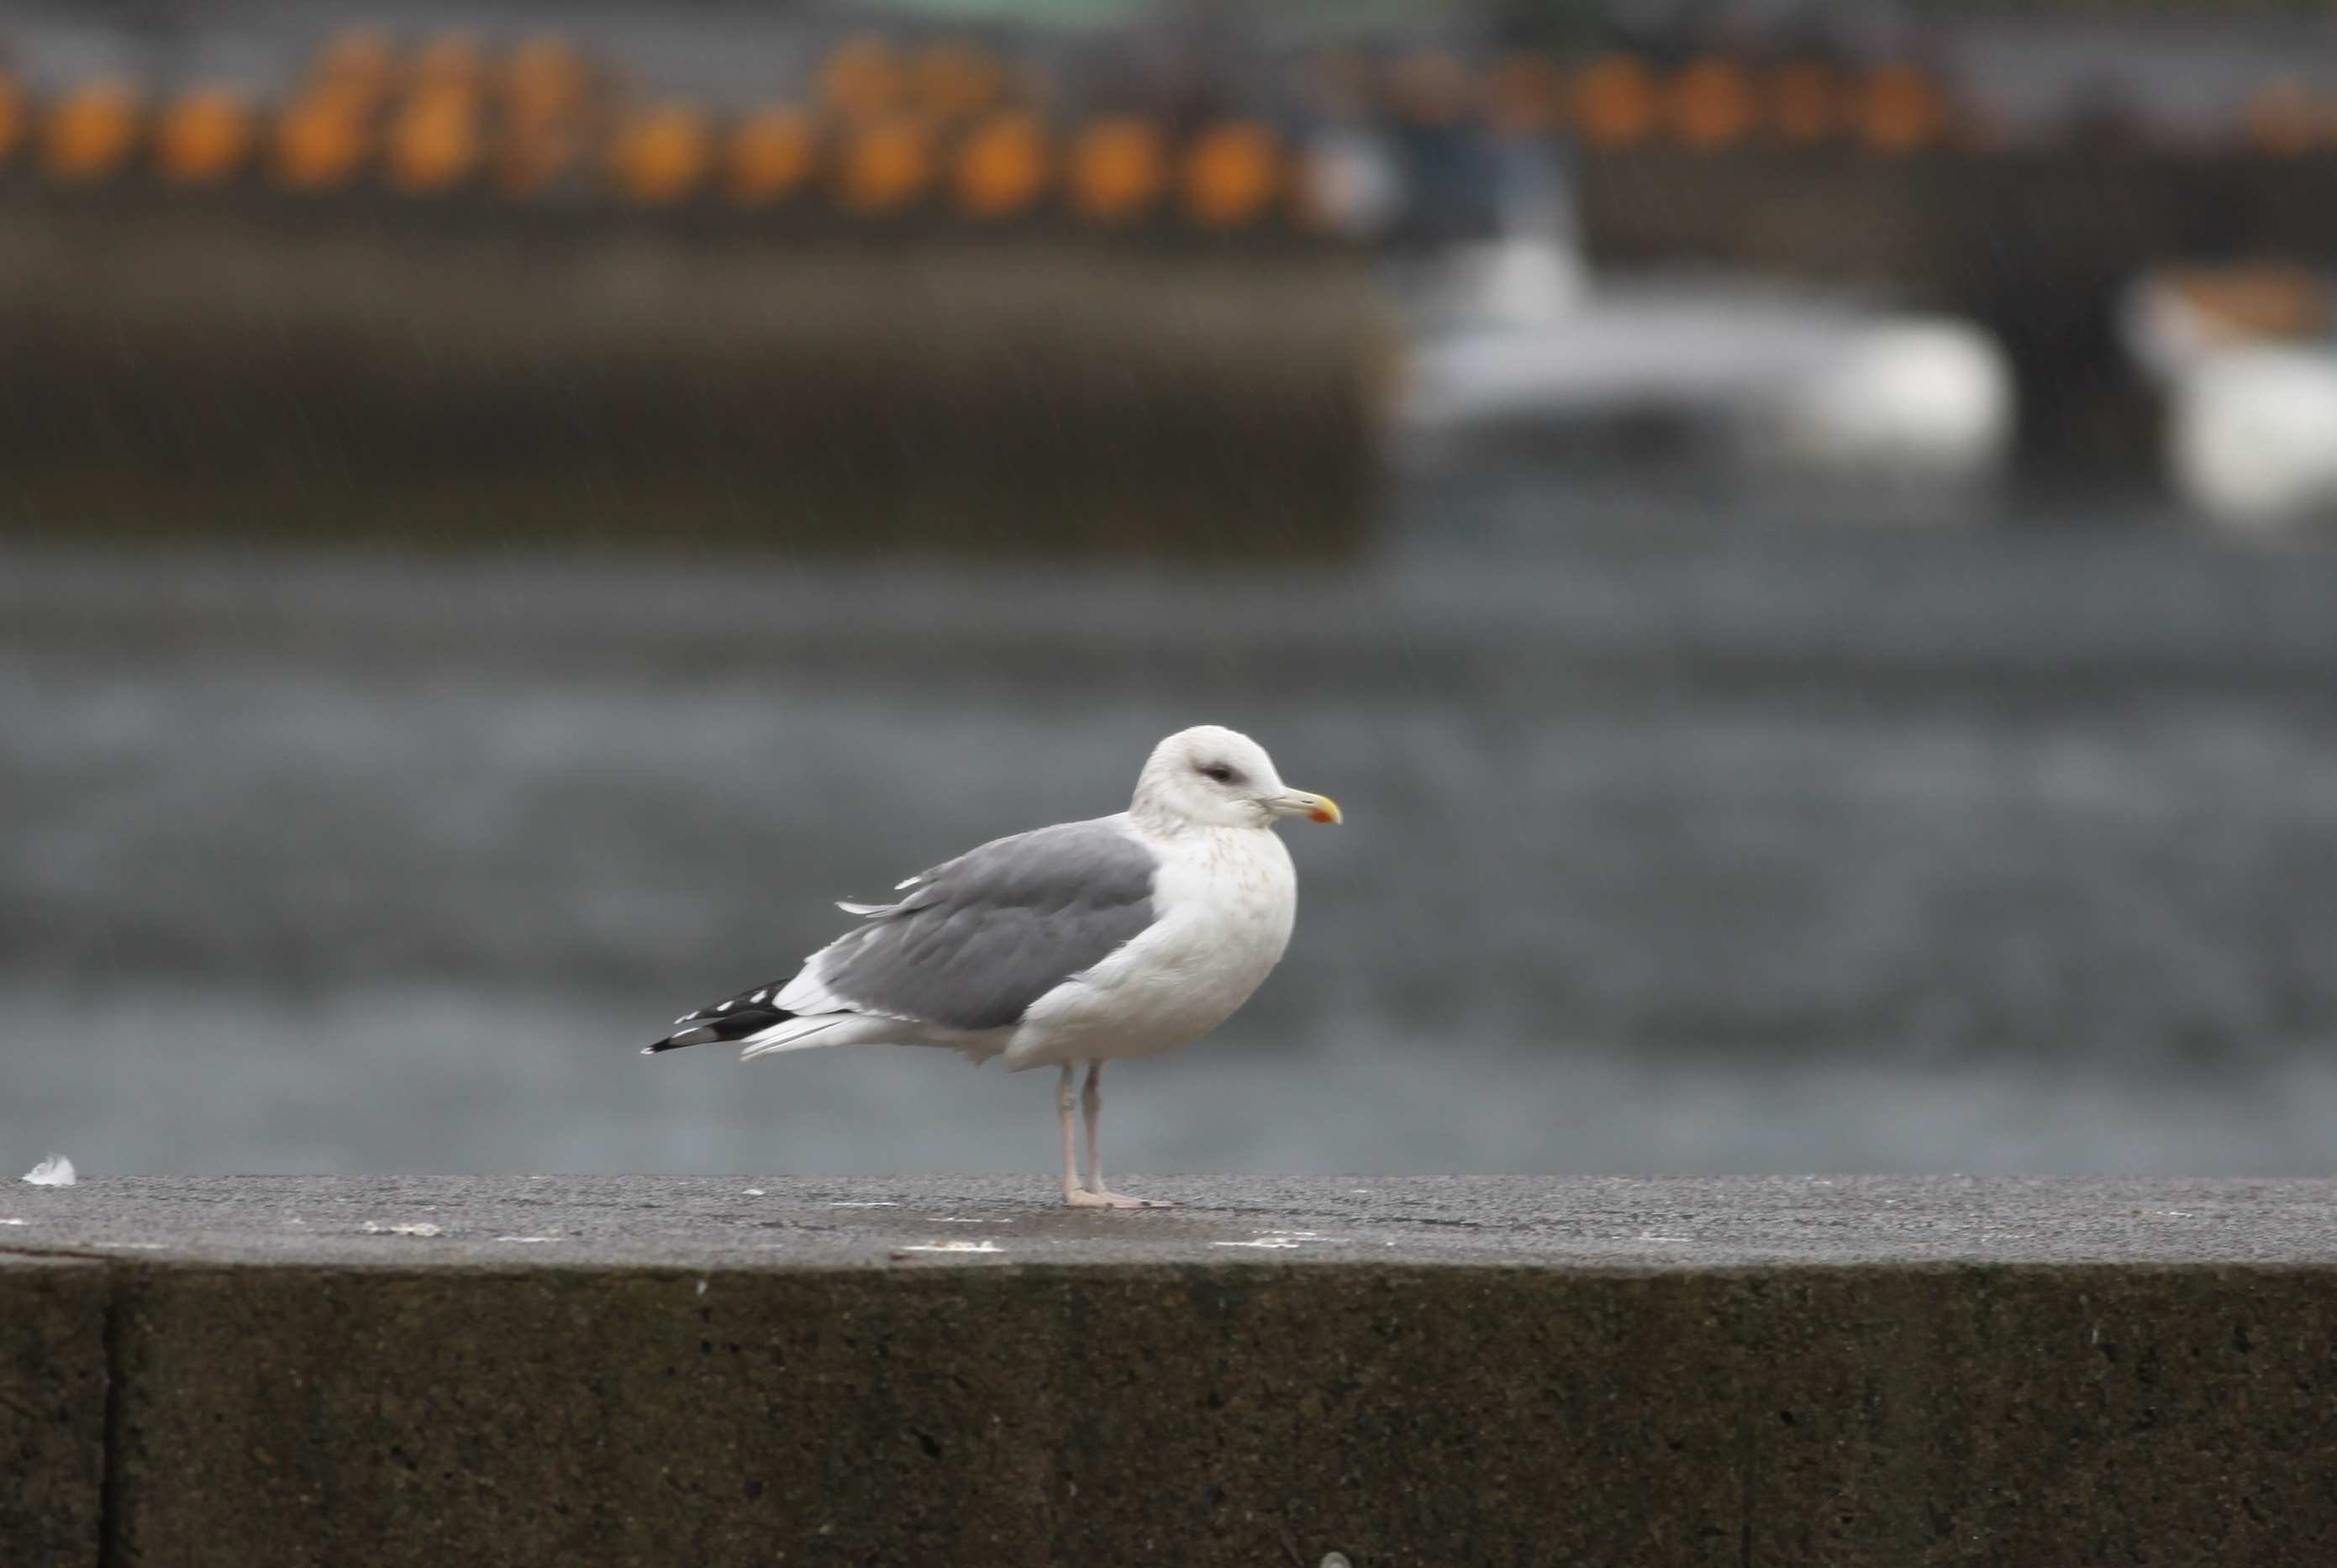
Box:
left=1268, top=788, right=1342, bottom=824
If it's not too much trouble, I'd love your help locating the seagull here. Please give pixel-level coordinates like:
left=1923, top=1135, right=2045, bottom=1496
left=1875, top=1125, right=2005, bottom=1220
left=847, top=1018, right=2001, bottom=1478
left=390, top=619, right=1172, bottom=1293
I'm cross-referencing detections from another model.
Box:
left=646, top=725, right=1340, bottom=1208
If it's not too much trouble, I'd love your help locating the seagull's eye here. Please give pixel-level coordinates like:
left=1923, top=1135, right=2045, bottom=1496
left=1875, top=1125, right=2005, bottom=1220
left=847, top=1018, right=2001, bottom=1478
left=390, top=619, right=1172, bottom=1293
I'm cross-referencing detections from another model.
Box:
left=1200, top=763, right=1236, bottom=784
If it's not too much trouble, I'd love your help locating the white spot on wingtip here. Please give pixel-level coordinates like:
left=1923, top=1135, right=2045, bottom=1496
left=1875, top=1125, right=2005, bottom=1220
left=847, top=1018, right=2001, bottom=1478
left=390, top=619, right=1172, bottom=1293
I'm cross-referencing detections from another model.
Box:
left=21, top=1155, right=74, bottom=1187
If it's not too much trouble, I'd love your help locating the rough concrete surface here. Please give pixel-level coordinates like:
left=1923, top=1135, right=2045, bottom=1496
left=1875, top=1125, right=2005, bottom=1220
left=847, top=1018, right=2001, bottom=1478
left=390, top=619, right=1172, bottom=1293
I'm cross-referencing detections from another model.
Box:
left=10, top=1173, right=2337, bottom=1267
left=0, top=1255, right=108, bottom=1568
left=7, top=1176, right=2337, bottom=1566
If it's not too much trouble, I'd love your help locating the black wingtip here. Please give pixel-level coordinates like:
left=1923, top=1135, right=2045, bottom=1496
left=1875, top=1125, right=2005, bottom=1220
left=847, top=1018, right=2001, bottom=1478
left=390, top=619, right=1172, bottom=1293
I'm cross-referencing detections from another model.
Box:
left=644, top=996, right=795, bottom=1057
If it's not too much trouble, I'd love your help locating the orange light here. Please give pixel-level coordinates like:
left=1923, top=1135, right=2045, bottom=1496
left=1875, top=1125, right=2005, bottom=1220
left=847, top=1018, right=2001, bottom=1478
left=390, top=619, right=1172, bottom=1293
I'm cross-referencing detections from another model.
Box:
left=1482, top=52, right=1566, bottom=137
left=42, top=79, right=142, bottom=181
left=2244, top=76, right=2320, bottom=157
left=1768, top=59, right=1841, bottom=146
left=819, top=34, right=908, bottom=121
left=1182, top=119, right=1282, bottom=228
left=726, top=105, right=818, bottom=208
left=1852, top=64, right=1949, bottom=155
left=386, top=84, right=482, bottom=192
left=1066, top=115, right=1165, bottom=224
left=271, top=97, right=372, bottom=189
left=952, top=108, right=1050, bottom=218
left=604, top=103, right=713, bottom=204
left=915, top=40, right=1003, bottom=122
left=155, top=87, right=255, bottom=183
left=271, top=31, right=397, bottom=191
left=1572, top=55, right=1659, bottom=148
left=1669, top=55, right=1755, bottom=150
left=382, top=32, right=487, bottom=193
left=835, top=113, right=932, bottom=214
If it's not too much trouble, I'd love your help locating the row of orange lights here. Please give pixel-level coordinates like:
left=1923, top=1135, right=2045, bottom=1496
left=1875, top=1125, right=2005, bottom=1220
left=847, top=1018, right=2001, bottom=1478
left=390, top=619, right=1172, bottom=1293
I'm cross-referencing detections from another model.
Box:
left=1468, top=53, right=1961, bottom=155
left=0, top=49, right=1969, bottom=220
left=0, top=31, right=1296, bottom=226
left=21, top=33, right=2325, bottom=220
left=1470, top=50, right=2337, bottom=155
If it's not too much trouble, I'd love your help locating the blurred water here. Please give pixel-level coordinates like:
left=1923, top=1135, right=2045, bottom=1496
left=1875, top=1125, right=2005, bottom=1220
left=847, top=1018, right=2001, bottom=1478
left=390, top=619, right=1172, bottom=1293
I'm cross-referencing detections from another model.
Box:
left=7, top=469, right=2337, bottom=1176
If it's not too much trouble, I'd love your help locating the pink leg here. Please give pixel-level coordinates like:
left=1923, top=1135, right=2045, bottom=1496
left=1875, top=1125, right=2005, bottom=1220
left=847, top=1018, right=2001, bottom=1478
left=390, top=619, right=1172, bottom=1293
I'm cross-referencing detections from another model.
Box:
left=1062, top=1059, right=1172, bottom=1210
left=1056, top=1063, right=1084, bottom=1205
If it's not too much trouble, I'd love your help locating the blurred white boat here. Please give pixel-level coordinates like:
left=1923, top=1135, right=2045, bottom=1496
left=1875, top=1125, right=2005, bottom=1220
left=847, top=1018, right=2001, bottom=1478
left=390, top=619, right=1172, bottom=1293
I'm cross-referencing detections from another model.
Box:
left=2125, top=260, right=2337, bottom=532
left=1397, top=250, right=2014, bottom=501
left=1373, top=131, right=2010, bottom=503
left=2168, top=348, right=2337, bottom=530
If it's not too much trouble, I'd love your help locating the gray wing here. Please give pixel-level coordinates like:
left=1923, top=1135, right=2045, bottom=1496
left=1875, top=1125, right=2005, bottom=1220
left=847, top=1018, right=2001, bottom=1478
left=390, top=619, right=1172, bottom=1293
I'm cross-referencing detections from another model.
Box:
left=809, top=818, right=1158, bottom=1032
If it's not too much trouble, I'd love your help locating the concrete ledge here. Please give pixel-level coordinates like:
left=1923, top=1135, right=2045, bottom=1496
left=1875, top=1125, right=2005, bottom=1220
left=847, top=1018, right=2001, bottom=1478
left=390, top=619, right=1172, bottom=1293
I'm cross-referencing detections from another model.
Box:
left=8, top=1176, right=2337, bottom=1565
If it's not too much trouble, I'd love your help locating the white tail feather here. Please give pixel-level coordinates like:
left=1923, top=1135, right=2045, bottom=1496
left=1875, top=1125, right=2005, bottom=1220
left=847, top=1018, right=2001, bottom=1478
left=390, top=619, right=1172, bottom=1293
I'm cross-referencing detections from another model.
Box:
left=739, top=1011, right=1009, bottom=1063
left=739, top=1014, right=864, bottom=1060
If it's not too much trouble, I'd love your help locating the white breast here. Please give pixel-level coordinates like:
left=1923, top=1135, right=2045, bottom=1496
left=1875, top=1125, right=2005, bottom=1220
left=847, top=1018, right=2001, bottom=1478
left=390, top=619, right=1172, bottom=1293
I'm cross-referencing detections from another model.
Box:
left=1001, top=823, right=1296, bottom=1071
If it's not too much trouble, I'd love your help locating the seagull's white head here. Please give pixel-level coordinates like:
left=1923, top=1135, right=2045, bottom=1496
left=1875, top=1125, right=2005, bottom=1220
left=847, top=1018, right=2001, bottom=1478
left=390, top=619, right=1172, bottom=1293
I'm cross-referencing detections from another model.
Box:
left=1129, top=725, right=1342, bottom=833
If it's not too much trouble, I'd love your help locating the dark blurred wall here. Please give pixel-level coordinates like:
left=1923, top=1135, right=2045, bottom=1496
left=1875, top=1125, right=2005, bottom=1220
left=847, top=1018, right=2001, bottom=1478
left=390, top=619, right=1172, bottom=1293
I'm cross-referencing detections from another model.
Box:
left=0, top=187, right=1380, bottom=557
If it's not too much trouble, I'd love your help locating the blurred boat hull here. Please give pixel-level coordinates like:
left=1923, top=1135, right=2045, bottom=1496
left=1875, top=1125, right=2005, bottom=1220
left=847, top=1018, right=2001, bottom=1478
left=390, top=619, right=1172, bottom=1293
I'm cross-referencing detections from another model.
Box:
left=1401, top=282, right=2013, bottom=505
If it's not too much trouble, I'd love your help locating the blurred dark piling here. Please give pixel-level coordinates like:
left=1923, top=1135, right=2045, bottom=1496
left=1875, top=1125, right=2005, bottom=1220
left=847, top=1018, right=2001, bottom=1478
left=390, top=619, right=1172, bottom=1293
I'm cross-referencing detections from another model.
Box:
left=0, top=187, right=1382, bottom=559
